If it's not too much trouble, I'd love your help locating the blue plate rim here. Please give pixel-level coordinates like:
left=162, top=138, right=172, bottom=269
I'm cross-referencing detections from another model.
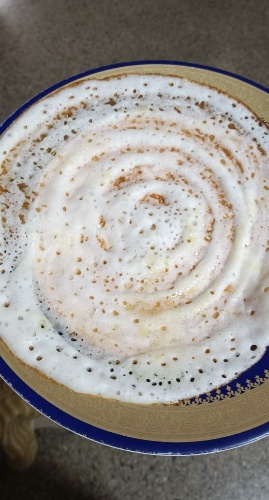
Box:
left=0, top=60, right=268, bottom=455
left=1, top=357, right=269, bottom=455
left=1, top=60, right=268, bottom=135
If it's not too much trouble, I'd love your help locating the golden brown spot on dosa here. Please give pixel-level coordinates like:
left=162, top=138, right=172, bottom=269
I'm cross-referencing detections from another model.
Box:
left=139, top=193, right=168, bottom=206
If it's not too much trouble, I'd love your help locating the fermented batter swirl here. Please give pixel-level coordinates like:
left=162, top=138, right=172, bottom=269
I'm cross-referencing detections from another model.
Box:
left=0, top=74, right=268, bottom=403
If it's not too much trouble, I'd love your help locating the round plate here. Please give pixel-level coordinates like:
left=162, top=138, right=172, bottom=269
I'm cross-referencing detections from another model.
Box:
left=0, top=61, right=269, bottom=455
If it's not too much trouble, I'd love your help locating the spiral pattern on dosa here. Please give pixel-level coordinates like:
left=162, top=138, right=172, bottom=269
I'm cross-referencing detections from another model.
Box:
left=32, top=92, right=268, bottom=358
left=0, top=74, right=268, bottom=403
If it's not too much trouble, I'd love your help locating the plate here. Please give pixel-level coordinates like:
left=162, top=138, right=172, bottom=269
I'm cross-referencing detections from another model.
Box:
left=0, top=61, right=269, bottom=455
